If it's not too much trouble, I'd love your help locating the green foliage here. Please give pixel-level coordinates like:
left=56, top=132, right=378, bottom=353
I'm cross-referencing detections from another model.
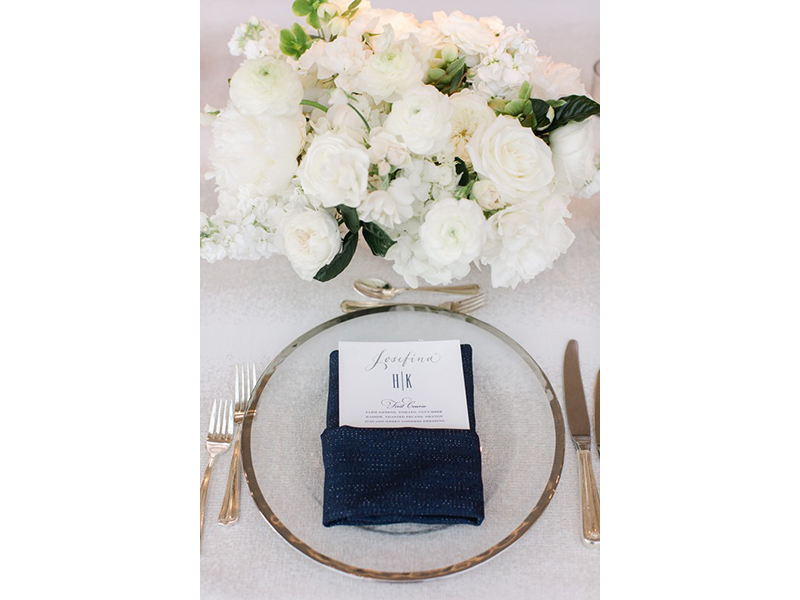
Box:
left=454, top=157, right=470, bottom=186
left=361, top=222, right=396, bottom=257
left=314, top=230, right=359, bottom=282
left=337, top=205, right=360, bottom=233
left=279, top=23, right=313, bottom=59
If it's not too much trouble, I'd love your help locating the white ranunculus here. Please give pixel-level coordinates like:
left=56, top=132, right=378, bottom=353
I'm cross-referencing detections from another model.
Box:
left=448, top=90, right=496, bottom=166
left=467, top=115, right=555, bottom=204
left=357, top=37, right=423, bottom=102
left=432, top=11, right=500, bottom=56
left=472, top=179, right=505, bottom=211
left=549, top=118, right=598, bottom=195
left=359, top=178, right=416, bottom=228
left=229, top=57, right=303, bottom=116
left=298, top=132, right=370, bottom=208
left=419, top=197, right=486, bottom=267
left=385, top=86, right=453, bottom=155
left=208, top=105, right=304, bottom=197
left=278, top=209, right=342, bottom=281
left=481, top=194, right=575, bottom=288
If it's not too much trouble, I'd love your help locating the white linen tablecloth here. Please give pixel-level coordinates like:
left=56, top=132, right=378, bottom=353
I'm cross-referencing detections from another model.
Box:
left=200, top=1, right=599, bottom=597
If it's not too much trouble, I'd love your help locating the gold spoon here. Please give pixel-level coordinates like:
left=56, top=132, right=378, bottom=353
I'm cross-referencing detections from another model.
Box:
left=353, top=277, right=480, bottom=300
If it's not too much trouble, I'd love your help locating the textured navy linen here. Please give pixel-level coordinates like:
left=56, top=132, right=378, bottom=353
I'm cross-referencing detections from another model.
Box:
left=320, top=344, right=484, bottom=527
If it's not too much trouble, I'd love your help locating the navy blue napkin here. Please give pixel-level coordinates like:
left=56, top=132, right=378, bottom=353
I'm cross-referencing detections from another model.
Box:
left=320, top=344, right=484, bottom=527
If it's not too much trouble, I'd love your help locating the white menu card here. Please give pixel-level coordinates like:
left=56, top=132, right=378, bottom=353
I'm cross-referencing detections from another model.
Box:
left=337, top=340, right=470, bottom=429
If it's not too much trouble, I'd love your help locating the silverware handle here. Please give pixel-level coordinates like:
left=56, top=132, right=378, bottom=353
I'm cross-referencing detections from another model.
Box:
left=414, top=284, right=480, bottom=295
left=578, top=448, right=600, bottom=544
left=218, top=428, right=242, bottom=525
left=341, top=300, right=381, bottom=312
left=200, top=455, right=216, bottom=542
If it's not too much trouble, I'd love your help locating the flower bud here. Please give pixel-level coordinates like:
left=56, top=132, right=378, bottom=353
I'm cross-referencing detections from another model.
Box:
left=441, top=43, right=459, bottom=63
left=317, top=3, right=338, bottom=19
left=488, top=98, right=508, bottom=112
left=329, top=16, right=349, bottom=36
left=426, top=67, right=446, bottom=82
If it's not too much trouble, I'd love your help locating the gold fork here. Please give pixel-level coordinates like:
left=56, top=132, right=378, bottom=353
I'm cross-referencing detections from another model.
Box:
left=218, top=363, right=257, bottom=526
left=340, top=293, right=488, bottom=315
left=200, top=398, right=233, bottom=542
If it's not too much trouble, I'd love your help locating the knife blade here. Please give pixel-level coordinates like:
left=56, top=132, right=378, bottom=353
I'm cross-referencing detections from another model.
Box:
left=563, top=339, right=600, bottom=545
left=594, top=370, right=600, bottom=453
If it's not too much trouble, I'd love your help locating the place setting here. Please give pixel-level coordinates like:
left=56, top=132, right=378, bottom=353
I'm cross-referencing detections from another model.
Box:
left=199, top=0, right=600, bottom=591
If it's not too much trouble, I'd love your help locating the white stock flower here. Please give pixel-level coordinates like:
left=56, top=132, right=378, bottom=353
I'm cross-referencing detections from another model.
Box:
left=367, top=127, right=412, bottom=168
left=448, top=90, right=496, bottom=166
left=419, top=197, right=486, bottom=267
left=228, top=17, right=281, bottom=59
left=529, top=56, right=587, bottom=99
left=208, top=105, right=303, bottom=197
left=549, top=118, right=598, bottom=195
left=229, top=57, right=303, bottom=116
left=481, top=195, right=575, bottom=288
left=298, top=132, right=369, bottom=208
left=433, top=11, right=500, bottom=56
left=467, top=115, right=555, bottom=204
left=359, top=178, right=416, bottom=227
left=385, top=86, right=453, bottom=155
left=357, top=33, right=423, bottom=102
left=310, top=36, right=366, bottom=83
left=278, top=209, right=343, bottom=281
left=472, top=179, right=505, bottom=210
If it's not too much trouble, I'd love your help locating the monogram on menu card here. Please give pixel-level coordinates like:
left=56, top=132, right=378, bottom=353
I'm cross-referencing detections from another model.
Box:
left=338, top=340, right=470, bottom=430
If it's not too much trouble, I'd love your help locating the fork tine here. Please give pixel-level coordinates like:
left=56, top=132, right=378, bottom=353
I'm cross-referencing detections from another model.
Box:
left=208, top=399, right=218, bottom=435
left=455, top=293, right=487, bottom=313
left=226, top=399, right=235, bottom=437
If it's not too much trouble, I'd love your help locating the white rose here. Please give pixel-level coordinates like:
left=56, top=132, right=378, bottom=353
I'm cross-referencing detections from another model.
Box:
left=229, top=57, right=303, bottom=116
left=472, top=179, right=505, bottom=210
left=278, top=209, right=342, bottom=281
left=419, top=197, right=486, bottom=267
left=208, top=105, right=303, bottom=197
left=357, top=42, right=423, bottom=102
left=385, top=86, right=453, bottom=156
left=298, top=132, right=370, bottom=208
left=481, top=194, right=575, bottom=288
left=432, top=11, right=500, bottom=56
left=359, top=178, right=416, bottom=228
left=549, top=118, right=598, bottom=195
left=449, top=90, right=496, bottom=166
left=467, top=115, right=555, bottom=204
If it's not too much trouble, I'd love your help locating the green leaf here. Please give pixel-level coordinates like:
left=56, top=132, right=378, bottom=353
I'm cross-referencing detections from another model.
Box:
left=314, top=230, right=358, bottom=282
left=454, top=157, right=470, bottom=186
left=292, top=23, right=309, bottom=46
left=342, top=0, right=362, bottom=18
left=530, top=99, right=552, bottom=130
left=546, top=95, right=600, bottom=131
left=307, top=9, right=321, bottom=29
left=361, top=222, right=396, bottom=257
left=337, top=205, right=360, bottom=233
left=292, top=0, right=312, bottom=16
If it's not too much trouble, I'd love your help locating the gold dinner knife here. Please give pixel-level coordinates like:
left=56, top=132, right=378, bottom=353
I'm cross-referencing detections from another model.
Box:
left=595, top=370, right=600, bottom=455
left=564, top=340, right=600, bottom=545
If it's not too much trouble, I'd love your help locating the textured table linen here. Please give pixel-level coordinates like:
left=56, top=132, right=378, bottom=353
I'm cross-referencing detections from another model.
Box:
left=200, top=1, right=599, bottom=598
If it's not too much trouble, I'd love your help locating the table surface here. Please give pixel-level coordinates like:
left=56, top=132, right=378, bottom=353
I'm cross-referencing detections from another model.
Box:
left=200, top=1, right=599, bottom=598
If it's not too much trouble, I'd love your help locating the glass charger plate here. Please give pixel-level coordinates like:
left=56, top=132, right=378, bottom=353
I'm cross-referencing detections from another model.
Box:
left=241, top=305, right=565, bottom=581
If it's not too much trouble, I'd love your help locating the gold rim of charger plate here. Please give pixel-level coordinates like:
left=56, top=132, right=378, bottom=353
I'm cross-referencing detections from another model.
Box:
left=240, top=304, right=566, bottom=582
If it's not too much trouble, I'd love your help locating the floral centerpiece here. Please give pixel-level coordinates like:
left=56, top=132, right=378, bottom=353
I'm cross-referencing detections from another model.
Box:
left=200, top=1, right=599, bottom=288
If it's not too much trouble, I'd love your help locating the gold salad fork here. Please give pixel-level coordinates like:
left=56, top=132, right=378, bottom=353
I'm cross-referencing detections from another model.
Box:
left=218, top=363, right=257, bottom=525
left=340, top=293, right=488, bottom=314
left=200, top=398, right=233, bottom=541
